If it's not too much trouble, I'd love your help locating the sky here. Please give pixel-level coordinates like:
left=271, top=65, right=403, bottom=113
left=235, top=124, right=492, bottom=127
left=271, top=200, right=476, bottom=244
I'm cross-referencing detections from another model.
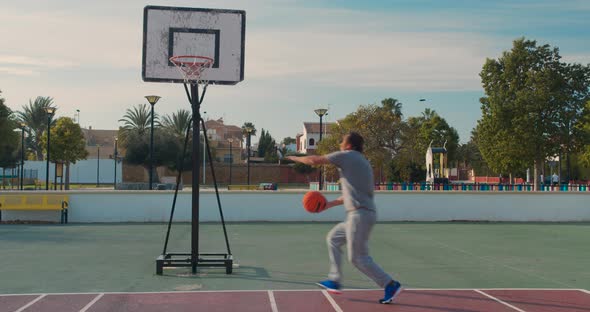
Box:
left=1, top=0, right=589, bottom=144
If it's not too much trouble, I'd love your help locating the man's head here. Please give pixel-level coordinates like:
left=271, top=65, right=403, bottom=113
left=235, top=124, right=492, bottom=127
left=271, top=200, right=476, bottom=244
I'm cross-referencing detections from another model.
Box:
left=340, top=132, right=364, bottom=153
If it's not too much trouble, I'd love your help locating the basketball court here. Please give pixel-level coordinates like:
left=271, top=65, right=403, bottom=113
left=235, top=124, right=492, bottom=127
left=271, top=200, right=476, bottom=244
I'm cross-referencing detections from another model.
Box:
left=2, top=288, right=590, bottom=312
left=1, top=222, right=589, bottom=311
left=1, top=5, right=589, bottom=312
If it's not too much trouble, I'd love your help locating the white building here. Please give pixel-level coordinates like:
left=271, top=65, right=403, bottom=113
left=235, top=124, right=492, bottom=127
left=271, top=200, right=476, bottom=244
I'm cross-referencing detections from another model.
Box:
left=296, top=122, right=336, bottom=155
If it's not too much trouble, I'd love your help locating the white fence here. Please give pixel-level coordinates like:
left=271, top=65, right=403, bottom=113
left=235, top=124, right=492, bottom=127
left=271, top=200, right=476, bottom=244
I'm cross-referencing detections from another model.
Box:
left=12, top=160, right=123, bottom=184
left=1, top=191, right=589, bottom=223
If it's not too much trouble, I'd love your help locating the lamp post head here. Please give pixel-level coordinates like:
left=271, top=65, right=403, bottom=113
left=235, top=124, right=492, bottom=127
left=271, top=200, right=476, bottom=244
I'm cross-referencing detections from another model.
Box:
left=44, top=107, right=56, bottom=116
left=20, top=122, right=27, bottom=129
left=314, top=108, right=328, bottom=117
left=145, top=95, right=161, bottom=106
left=245, top=126, right=253, bottom=134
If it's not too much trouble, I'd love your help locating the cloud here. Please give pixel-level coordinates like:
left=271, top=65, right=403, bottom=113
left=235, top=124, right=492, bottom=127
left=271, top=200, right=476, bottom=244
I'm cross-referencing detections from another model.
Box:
left=0, top=67, right=40, bottom=77
left=562, top=54, right=590, bottom=64
left=0, top=55, right=77, bottom=68
left=246, top=31, right=492, bottom=91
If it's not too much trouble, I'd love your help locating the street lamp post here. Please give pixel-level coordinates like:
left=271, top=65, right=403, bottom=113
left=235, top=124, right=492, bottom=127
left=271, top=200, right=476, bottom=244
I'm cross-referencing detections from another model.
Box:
left=97, top=145, right=100, bottom=187
left=114, top=137, right=118, bottom=189
left=314, top=108, right=328, bottom=191
left=44, top=107, right=55, bottom=190
left=245, top=126, right=253, bottom=185
left=145, top=95, right=161, bottom=190
left=228, top=138, right=234, bottom=185
left=202, top=112, right=207, bottom=185
left=20, top=123, right=26, bottom=190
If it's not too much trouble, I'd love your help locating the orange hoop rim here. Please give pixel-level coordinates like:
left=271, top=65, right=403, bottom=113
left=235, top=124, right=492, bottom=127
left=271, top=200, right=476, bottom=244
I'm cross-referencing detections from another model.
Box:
left=169, top=55, right=214, bottom=66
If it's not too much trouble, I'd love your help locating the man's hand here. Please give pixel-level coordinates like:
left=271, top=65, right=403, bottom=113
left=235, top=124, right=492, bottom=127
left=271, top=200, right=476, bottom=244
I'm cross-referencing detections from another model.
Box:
left=325, top=197, right=344, bottom=209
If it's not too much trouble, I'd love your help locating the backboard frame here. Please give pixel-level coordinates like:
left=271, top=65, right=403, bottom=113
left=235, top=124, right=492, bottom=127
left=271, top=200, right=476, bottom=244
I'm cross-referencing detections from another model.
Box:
left=142, top=5, right=245, bottom=85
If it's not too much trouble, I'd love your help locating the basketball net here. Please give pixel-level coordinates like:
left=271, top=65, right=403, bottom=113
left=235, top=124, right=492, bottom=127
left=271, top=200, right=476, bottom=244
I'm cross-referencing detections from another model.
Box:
left=169, top=55, right=214, bottom=86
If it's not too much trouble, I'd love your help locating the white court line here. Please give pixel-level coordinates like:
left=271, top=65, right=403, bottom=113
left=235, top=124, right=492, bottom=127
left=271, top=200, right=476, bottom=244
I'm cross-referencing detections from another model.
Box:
left=321, top=290, right=343, bottom=312
left=14, top=294, right=46, bottom=312
left=0, top=288, right=581, bottom=297
left=79, top=293, right=104, bottom=312
left=578, top=289, right=590, bottom=295
left=267, top=291, right=278, bottom=312
left=474, top=290, right=526, bottom=312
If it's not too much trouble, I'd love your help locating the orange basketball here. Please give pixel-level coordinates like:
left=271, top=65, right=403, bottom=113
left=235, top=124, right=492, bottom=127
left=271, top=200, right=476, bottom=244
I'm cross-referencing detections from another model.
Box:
left=302, top=191, right=327, bottom=213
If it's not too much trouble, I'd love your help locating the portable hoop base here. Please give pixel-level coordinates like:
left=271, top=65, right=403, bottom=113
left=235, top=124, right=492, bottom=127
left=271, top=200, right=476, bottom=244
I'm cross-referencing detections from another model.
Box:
left=156, top=252, right=233, bottom=275
left=155, top=74, right=233, bottom=275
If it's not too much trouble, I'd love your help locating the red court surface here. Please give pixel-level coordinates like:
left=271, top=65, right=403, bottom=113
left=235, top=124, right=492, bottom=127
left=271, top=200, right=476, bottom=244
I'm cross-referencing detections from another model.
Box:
left=1, top=289, right=589, bottom=312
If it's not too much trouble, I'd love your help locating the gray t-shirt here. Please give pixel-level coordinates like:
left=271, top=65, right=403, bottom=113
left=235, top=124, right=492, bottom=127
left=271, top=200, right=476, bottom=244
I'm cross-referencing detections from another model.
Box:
left=326, top=150, right=375, bottom=212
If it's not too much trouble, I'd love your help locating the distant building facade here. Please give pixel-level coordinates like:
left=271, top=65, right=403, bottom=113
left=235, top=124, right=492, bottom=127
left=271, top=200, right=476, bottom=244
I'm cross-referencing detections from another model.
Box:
left=296, top=122, right=336, bottom=155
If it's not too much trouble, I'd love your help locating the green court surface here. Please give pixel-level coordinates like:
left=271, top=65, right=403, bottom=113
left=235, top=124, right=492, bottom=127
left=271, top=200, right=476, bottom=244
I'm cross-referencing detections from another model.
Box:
left=0, top=222, right=588, bottom=294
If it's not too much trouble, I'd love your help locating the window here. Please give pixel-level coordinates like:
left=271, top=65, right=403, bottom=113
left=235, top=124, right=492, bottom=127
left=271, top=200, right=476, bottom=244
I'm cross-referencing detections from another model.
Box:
left=309, top=138, right=315, bottom=146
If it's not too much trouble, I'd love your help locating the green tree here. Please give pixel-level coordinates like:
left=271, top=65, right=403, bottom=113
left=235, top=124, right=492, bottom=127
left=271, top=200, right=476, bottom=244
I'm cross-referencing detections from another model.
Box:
left=0, top=91, right=20, bottom=170
left=241, top=122, right=257, bottom=136
left=241, top=122, right=257, bottom=157
left=161, top=109, right=191, bottom=139
left=578, top=101, right=590, bottom=168
left=317, top=98, right=406, bottom=181
left=384, top=107, right=458, bottom=182
left=119, top=104, right=159, bottom=144
left=17, top=96, right=56, bottom=160
left=257, top=129, right=278, bottom=162
left=123, top=129, right=208, bottom=181
left=555, top=63, right=590, bottom=181
left=40, top=117, right=88, bottom=189
left=476, top=38, right=589, bottom=189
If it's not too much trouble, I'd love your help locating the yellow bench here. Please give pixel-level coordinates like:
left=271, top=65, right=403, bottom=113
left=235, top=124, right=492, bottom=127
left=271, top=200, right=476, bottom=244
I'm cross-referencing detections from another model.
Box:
left=227, top=185, right=259, bottom=190
left=0, top=194, right=69, bottom=224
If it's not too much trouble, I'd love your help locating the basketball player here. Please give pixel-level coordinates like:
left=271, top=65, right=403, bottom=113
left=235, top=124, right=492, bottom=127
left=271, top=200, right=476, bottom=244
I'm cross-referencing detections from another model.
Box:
left=287, top=132, right=402, bottom=304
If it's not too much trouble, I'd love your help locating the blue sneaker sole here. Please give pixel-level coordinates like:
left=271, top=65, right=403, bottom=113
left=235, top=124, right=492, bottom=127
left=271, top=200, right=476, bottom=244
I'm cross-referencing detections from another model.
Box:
left=379, top=286, right=403, bottom=304
left=315, top=283, right=342, bottom=294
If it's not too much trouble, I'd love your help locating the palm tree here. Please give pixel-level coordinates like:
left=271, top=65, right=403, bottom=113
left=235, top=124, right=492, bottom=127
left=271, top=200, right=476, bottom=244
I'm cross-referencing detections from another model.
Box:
left=381, top=98, right=403, bottom=118
left=161, top=109, right=191, bottom=138
left=17, top=96, right=56, bottom=160
left=421, top=108, right=436, bottom=121
left=118, top=104, right=159, bottom=144
left=241, top=122, right=257, bottom=137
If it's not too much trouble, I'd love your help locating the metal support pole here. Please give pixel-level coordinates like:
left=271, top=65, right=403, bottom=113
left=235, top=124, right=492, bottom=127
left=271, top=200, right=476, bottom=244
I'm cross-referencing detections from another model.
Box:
left=114, top=139, right=118, bottom=189
left=54, top=163, right=58, bottom=190
left=229, top=141, right=233, bottom=185
left=46, top=116, right=51, bottom=190
left=20, top=127, right=25, bottom=190
left=97, top=146, right=100, bottom=187
left=203, top=131, right=206, bottom=184
left=150, top=104, right=155, bottom=190
left=318, top=115, right=323, bottom=191
left=247, top=134, right=251, bottom=185
left=191, top=83, right=201, bottom=274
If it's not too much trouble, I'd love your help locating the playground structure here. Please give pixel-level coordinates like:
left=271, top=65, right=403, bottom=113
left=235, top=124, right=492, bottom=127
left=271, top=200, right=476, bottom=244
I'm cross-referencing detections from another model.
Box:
left=425, top=140, right=449, bottom=184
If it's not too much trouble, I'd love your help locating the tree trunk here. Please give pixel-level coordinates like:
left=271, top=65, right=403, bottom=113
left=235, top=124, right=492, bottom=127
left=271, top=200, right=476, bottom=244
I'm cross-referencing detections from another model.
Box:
left=534, top=159, right=543, bottom=191
left=566, top=152, right=571, bottom=183
left=65, top=163, right=71, bottom=190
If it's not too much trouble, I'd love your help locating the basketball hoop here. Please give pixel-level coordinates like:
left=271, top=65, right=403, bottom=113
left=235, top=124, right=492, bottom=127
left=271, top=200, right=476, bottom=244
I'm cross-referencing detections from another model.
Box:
left=169, top=55, right=214, bottom=85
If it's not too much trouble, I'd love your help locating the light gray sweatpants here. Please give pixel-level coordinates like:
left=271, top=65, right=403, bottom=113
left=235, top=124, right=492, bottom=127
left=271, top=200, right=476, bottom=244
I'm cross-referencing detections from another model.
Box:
left=327, top=209, right=393, bottom=288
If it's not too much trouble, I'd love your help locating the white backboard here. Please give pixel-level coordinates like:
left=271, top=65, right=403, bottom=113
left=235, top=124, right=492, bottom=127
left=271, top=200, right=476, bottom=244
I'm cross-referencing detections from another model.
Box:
left=142, top=6, right=245, bottom=84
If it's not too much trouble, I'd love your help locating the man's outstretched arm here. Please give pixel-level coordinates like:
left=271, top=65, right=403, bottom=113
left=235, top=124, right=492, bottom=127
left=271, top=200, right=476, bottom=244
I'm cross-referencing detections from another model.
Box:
left=286, top=155, right=331, bottom=165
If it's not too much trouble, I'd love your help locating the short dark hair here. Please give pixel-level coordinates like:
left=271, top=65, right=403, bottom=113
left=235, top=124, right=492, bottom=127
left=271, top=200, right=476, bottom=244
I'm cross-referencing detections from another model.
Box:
left=344, top=132, right=364, bottom=153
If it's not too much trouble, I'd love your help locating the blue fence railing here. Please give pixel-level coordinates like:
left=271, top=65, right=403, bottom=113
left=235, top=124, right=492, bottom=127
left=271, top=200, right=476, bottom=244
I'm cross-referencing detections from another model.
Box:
left=312, top=182, right=590, bottom=192
left=373, top=182, right=590, bottom=192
